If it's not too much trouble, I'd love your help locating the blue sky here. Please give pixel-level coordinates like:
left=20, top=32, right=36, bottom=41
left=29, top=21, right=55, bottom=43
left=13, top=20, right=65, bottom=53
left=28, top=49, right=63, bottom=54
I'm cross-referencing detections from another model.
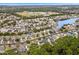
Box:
left=0, top=3, right=79, bottom=6
left=0, top=0, right=79, bottom=4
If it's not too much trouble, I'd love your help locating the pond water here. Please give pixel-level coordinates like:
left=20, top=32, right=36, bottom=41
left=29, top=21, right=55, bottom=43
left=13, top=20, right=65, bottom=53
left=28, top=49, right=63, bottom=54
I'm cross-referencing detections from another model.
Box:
left=57, top=18, right=79, bottom=28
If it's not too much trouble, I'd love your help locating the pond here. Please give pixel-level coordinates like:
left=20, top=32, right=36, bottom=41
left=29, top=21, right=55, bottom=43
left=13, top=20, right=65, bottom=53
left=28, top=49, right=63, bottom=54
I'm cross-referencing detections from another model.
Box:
left=57, top=18, right=79, bottom=28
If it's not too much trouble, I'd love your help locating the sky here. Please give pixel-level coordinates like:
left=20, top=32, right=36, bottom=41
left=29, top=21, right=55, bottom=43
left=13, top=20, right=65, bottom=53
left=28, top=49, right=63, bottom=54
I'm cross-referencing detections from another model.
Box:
left=0, top=3, right=79, bottom=6
left=0, top=0, right=79, bottom=3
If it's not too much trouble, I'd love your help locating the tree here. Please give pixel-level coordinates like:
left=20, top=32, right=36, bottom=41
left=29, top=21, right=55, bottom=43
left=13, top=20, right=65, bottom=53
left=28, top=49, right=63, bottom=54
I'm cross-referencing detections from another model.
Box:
left=41, top=43, right=53, bottom=55
left=52, top=36, right=79, bottom=55
left=27, top=43, right=48, bottom=55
